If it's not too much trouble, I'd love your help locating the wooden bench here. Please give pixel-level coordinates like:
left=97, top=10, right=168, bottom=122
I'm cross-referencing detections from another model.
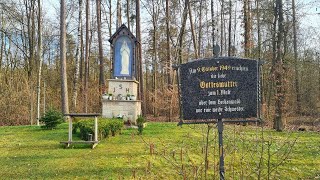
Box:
left=60, top=113, right=101, bottom=149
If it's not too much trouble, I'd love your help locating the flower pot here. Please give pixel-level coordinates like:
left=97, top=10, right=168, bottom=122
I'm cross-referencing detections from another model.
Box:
left=102, top=95, right=109, bottom=100
left=130, top=95, right=136, bottom=101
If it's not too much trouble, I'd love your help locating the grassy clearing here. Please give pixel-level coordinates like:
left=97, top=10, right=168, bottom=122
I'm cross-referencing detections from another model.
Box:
left=0, top=122, right=319, bottom=179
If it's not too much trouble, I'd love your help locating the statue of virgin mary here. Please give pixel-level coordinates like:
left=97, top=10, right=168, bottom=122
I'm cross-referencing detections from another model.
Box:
left=120, top=40, right=130, bottom=75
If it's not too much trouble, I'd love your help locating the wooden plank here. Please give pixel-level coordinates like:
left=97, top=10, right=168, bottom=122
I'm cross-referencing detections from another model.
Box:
left=65, top=113, right=101, bottom=117
left=60, top=141, right=99, bottom=149
left=60, top=141, right=99, bottom=144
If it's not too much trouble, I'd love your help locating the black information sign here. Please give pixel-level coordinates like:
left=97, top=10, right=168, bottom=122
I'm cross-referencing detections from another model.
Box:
left=180, top=57, right=259, bottom=120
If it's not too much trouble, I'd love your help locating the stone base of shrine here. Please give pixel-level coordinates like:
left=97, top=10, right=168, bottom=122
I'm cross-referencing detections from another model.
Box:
left=101, top=99, right=141, bottom=124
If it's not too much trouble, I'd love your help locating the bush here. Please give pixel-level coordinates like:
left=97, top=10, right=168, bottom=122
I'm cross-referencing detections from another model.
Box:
left=109, top=119, right=123, bottom=136
left=73, top=118, right=123, bottom=140
left=79, top=121, right=94, bottom=140
left=40, top=109, right=64, bottom=129
left=136, top=115, right=146, bottom=135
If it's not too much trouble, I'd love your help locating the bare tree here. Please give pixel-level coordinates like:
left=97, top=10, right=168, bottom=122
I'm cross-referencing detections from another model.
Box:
left=117, top=0, right=122, bottom=28
left=211, top=0, right=215, bottom=56
left=72, top=0, right=83, bottom=111
left=198, top=0, right=203, bottom=58
left=188, top=1, right=198, bottom=59
left=24, top=0, right=36, bottom=124
left=228, top=0, right=232, bottom=56
left=178, top=0, right=189, bottom=64
left=256, top=0, right=261, bottom=59
left=126, top=0, right=130, bottom=30
left=105, top=0, right=113, bottom=78
left=36, top=0, right=43, bottom=125
left=166, top=0, right=173, bottom=121
left=274, top=0, right=285, bottom=131
left=166, top=0, right=172, bottom=86
left=267, top=1, right=279, bottom=119
left=60, top=0, right=69, bottom=115
left=136, top=0, right=146, bottom=116
left=84, top=0, right=90, bottom=113
left=292, top=0, right=301, bottom=114
left=220, top=0, right=224, bottom=56
left=151, top=0, right=159, bottom=117
left=96, top=0, right=105, bottom=93
left=243, top=0, right=252, bottom=57
left=0, top=10, right=3, bottom=70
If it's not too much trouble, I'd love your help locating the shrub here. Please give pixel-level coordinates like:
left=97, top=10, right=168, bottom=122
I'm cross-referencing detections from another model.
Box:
left=79, top=121, right=94, bottom=140
left=109, top=119, right=123, bottom=136
left=40, top=108, right=64, bottom=129
left=73, top=118, right=123, bottom=140
left=136, top=115, right=146, bottom=135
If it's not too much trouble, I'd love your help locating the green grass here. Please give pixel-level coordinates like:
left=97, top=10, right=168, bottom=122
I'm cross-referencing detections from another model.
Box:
left=0, top=122, right=319, bottom=179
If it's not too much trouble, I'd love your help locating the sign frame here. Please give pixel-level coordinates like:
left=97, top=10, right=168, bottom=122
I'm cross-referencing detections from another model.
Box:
left=178, top=57, right=262, bottom=124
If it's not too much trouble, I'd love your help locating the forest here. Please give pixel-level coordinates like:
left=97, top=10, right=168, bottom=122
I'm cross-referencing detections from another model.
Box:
left=0, top=0, right=319, bottom=131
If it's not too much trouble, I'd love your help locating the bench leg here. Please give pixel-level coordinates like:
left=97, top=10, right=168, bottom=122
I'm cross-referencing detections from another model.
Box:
left=94, top=116, right=98, bottom=142
left=92, top=143, right=98, bottom=149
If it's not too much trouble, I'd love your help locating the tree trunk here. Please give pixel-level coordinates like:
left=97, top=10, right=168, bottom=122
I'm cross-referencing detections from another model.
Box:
left=198, top=0, right=203, bottom=58
left=243, top=0, right=250, bottom=57
left=166, top=0, right=172, bottom=121
left=292, top=0, right=301, bottom=114
left=211, top=0, right=215, bottom=56
left=60, top=0, right=69, bottom=115
left=136, top=0, right=146, bottom=116
left=127, top=0, right=130, bottom=30
left=72, top=0, right=83, bottom=111
left=188, top=2, right=198, bottom=59
left=166, top=0, right=172, bottom=86
left=318, top=55, right=320, bottom=103
left=117, top=0, right=122, bottom=28
left=84, top=0, right=90, bottom=113
left=151, top=0, right=158, bottom=117
left=25, top=0, right=36, bottom=124
left=233, top=0, right=237, bottom=54
left=79, top=17, right=84, bottom=83
left=107, top=0, right=113, bottom=78
left=178, top=0, right=189, bottom=64
left=274, top=0, right=284, bottom=131
left=1, top=10, right=4, bottom=72
left=96, top=0, right=105, bottom=93
left=228, top=0, right=232, bottom=56
left=267, top=1, right=278, bottom=118
left=220, top=0, right=224, bottom=56
left=256, top=0, right=261, bottom=59
left=43, top=81, right=46, bottom=114
left=36, top=0, right=43, bottom=125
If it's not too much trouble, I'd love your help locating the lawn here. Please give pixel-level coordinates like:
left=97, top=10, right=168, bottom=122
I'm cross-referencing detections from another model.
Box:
left=0, top=122, right=319, bottom=179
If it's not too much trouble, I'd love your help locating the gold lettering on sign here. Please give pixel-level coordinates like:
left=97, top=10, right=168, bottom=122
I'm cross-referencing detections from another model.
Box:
left=199, top=81, right=238, bottom=89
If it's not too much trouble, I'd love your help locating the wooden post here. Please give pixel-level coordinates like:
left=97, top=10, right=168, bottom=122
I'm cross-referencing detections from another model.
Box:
left=218, top=119, right=225, bottom=180
left=68, top=117, right=73, bottom=146
left=94, top=116, right=98, bottom=142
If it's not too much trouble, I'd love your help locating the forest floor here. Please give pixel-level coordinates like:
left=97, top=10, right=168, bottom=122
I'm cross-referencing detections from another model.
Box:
left=0, top=122, right=319, bottom=179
